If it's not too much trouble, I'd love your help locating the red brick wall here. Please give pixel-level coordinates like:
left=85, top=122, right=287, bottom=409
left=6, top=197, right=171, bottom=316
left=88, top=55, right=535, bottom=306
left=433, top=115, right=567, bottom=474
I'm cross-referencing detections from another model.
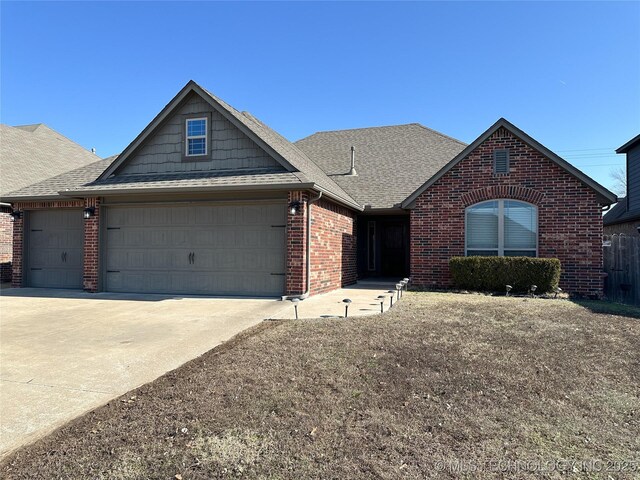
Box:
left=285, top=191, right=358, bottom=296
left=310, top=198, right=357, bottom=295
left=0, top=208, right=12, bottom=282
left=83, top=197, right=100, bottom=292
left=410, top=126, right=606, bottom=297
left=286, top=191, right=308, bottom=295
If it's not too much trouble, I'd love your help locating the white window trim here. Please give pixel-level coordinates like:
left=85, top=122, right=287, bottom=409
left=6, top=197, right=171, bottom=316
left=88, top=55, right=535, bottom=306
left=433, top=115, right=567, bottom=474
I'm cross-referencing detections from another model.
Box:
left=185, top=117, right=208, bottom=157
left=464, top=199, right=538, bottom=257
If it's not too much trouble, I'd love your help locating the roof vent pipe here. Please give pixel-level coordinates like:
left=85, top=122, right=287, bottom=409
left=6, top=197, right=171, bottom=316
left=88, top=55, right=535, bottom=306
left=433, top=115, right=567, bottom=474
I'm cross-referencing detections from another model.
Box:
left=347, top=146, right=357, bottom=176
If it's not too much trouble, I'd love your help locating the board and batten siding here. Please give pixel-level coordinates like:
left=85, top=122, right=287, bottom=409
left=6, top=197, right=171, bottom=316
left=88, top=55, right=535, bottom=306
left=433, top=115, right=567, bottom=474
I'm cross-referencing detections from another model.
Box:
left=627, top=143, right=640, bottom=212
left=119, top=92, right=285, bottom=175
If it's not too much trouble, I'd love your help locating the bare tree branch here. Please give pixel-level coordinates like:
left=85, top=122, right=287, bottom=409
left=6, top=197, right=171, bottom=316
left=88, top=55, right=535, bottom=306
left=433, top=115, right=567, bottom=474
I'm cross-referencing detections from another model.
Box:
left=609, top=166, right=627, bottom=198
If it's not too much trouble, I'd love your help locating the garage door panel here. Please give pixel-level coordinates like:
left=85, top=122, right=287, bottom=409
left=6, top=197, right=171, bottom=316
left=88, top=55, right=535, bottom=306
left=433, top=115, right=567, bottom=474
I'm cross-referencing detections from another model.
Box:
left=105, top=203, right=286, bottom=296
left=27, top=210, right=83, bottom=289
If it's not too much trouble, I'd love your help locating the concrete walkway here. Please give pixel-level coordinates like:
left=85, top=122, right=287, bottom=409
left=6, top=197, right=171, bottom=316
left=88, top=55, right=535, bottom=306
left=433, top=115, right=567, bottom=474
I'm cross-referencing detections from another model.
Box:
left=0, top=289, right=286, bottom=458
left=270, top=280, right=402, bottom=320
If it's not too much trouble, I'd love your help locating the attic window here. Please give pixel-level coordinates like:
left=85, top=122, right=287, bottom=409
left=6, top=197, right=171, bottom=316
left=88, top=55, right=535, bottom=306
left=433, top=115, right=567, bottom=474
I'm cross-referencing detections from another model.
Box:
left=493, top=149, right=510, bottom=174
left=186, top=118, right=207, bottom=156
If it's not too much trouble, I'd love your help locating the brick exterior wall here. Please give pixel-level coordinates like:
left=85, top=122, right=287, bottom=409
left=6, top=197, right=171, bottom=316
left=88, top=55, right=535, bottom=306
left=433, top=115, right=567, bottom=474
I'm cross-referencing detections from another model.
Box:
left=285, top=191, right=308, bottom=295
left=285, top=191, right=358, bottom=296
left=0, top=207, right=12, bottom=282
left=410, top=126, right=606, bottom=297
left=83, top=197, right=100, bottom=292
left=310, top=198, right=357, bottom=295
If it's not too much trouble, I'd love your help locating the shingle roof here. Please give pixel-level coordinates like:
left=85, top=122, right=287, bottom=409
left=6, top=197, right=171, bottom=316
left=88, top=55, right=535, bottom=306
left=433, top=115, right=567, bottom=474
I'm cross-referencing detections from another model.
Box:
left=64, top=168, right=310, bottom=195
left=0, top=123, right=100, bottom=198
left=3, top=158, right=114, bottom=201
left=603, top=198, right=640, bottom=226
left=295, top=123, right=467, bottom=209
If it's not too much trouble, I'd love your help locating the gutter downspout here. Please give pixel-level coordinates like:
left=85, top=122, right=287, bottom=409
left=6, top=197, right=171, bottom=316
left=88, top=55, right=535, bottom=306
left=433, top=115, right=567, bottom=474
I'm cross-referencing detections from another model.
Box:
left=282, top=190, right=322, bottom=301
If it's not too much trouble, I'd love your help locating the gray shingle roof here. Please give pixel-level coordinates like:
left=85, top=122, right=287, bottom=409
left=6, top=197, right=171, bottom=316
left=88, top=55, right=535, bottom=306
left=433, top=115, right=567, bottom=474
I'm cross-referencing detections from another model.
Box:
left=3, top=158, right=114, bottom=201
left=0, top=123, right=100, bottom=198
left=65, top=168, right=309, bottom=195
left=295, top=123, right=467, bottom=209
left=603, top=198, right=640, bottom=226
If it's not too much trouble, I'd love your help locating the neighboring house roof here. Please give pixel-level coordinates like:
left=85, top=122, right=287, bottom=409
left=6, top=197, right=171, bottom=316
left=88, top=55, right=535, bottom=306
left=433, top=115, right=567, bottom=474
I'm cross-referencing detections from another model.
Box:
left=603, top=198, right=640, bottom=226
left=3, top=157, right=115, bottom=201
left=98, top=81, right=361, bottom=210
left=401, top=118, right=618, bottom=208
left=616, top=133, right=640, bottom=154
left=295, top=124, right=467, bottom=210
left=0, top=123, right=99, bottom=198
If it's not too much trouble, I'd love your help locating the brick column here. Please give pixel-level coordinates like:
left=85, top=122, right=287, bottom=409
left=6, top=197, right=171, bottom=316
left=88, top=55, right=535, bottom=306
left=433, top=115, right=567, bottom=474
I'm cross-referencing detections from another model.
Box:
left=11, top=209, right=24, bottom=288
left=285, top=191, right=308, bottom=295
left=83, top=197, right=100, bottom=292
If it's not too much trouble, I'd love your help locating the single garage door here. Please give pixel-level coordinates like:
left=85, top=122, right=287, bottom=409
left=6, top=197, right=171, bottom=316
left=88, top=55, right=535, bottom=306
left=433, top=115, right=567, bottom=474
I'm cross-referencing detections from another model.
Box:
left=104, top=202, right=286, bottom=296
left=27, top=209, right=84, bottom=288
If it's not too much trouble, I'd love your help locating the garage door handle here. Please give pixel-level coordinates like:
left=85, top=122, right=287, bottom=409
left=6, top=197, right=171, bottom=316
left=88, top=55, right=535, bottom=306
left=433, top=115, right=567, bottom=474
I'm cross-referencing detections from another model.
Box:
left=30, top=268, right=43, bottom=271
left=188, top=252, right=194, bottom=264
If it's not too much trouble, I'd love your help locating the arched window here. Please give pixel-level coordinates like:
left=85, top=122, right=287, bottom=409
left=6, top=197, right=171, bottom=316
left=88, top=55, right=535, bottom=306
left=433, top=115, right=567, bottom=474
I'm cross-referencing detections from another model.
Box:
left=465, top=200, right=537, bottom=257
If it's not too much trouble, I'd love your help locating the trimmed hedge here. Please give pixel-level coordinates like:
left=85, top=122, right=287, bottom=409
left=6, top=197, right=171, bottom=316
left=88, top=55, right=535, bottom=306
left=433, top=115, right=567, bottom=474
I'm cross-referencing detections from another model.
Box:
left=449, top=256, right=561, bottom=294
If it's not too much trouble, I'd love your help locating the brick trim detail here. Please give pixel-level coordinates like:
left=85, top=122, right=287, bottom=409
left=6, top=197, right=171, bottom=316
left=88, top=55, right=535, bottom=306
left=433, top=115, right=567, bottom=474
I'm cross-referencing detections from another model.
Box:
left=460, top=185, right=545, bottom=207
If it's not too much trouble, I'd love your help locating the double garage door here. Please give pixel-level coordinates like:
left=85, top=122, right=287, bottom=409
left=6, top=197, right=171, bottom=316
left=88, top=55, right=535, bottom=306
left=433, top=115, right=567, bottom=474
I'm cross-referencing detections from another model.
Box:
left=25, top=202, right=287, bottom=297
left=104, top=203, right=286, bottom=296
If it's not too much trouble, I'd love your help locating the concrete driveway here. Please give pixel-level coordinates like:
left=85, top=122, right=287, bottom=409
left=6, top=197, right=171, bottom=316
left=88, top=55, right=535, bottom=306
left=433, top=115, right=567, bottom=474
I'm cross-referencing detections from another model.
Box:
left=0, top=289, right=287, bottom=457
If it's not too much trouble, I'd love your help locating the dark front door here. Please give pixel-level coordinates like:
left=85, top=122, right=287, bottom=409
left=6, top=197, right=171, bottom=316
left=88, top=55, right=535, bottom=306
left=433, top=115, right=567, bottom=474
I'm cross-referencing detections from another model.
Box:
left=381, top=222, right=406, bottom=277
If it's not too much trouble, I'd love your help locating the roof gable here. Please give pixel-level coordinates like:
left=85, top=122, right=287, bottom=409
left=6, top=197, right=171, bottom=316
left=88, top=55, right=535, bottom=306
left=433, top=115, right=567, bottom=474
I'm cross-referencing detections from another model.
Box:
left=100, top=81, right=361, bottom=210
left=401, top=118, right=618, bottom=208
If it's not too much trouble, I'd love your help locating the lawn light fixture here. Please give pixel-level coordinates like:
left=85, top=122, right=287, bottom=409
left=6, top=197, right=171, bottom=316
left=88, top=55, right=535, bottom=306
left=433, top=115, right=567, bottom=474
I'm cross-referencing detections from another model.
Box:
left=291, top=298, right=300, bottom=319
left=554, top=287, right=562, bottom=299
left=506, top=285, right=512, bottom=296
left=387, top=290, right=395, bottom=307
left=342, top=298, right=352, bottom=318
left=10, top=210, right=22, bottom=222
left=288, top=200, right=302, bottom=216
left=396, top=283, right=402, bottom=300
left=402, top=278, right=410, bottom=290
left=377, top=295, right=386, bottom=313
left=530, top=285, right=537, bottom=297
left=83, top=207, right=96, bottom=219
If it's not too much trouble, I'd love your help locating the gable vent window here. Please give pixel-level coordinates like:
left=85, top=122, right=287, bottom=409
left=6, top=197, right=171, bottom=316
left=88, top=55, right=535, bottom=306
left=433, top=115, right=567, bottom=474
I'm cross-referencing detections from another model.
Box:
left=186, top=118, right=207, bottom=156
left=493, top=149, right=510, bottom=174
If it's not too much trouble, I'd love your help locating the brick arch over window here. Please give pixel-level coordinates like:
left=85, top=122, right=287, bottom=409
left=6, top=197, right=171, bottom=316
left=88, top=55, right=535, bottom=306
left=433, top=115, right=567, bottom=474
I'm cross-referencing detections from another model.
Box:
left=460, top=185, right=545, bottom=207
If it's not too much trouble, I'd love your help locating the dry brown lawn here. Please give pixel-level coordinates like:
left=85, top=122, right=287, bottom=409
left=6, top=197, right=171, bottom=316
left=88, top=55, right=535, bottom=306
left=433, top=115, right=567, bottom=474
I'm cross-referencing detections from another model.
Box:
left=2, top=293, right=639, bottom=479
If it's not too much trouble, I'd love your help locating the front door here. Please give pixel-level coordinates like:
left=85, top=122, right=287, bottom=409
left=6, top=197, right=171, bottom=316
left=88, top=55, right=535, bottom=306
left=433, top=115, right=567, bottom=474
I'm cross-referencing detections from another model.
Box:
left=381, top=222, right=406, bottom=277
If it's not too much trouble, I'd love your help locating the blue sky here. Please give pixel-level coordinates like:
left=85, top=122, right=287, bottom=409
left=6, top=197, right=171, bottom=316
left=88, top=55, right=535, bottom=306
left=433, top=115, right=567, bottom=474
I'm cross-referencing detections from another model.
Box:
left=2, top=1, right=639, bottom=194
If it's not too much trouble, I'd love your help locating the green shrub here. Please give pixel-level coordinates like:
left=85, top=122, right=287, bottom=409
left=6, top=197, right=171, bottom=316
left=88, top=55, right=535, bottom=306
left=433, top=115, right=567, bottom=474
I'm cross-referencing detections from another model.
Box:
left=449, top=256, right=561, bottom=294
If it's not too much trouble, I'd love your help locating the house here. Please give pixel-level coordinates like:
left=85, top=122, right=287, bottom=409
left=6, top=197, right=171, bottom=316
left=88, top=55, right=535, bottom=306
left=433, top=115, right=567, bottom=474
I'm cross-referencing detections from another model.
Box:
left=0, top=124, right=100, bottom=282
left=603, top=134, right=640, bottom=236
left=4, top=81, right=617, bottom=297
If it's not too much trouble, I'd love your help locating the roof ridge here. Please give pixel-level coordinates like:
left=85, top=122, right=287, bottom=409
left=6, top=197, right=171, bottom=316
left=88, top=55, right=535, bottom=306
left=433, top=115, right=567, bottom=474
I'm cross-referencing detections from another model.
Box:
left=413, top=123, right=468, bottom=146
left=303, top=123, right=422, bottom=137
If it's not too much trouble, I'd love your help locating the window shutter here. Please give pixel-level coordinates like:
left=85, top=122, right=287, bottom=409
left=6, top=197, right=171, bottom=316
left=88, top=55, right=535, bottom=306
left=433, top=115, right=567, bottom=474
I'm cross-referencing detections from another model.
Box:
left=493, top=149, right=509, bottom=174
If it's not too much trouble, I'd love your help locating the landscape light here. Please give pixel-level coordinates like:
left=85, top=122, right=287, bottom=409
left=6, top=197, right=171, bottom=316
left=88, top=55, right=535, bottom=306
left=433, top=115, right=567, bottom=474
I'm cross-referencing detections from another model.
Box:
left=530, top=285, right=537, bottom=297
left=506, top=285, right=512, bottom=296
left=377, top=295, right=386, bottom=313
left=387, top=290, right=395, bottom=307
left=291, top=298, right=300, bottom=319
left=342, top=298, right=352, bottom=318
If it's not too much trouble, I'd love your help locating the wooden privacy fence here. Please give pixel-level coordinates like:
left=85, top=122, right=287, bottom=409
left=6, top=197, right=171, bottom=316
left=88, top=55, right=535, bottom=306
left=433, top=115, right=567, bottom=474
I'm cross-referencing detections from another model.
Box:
left=603, top=234, right=640, bottom=306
